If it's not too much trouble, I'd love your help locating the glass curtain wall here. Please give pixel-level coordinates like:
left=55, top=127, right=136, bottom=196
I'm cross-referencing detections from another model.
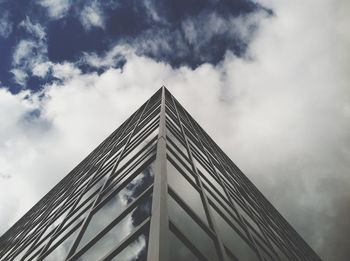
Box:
left=0, top=87, right=321, bottom=261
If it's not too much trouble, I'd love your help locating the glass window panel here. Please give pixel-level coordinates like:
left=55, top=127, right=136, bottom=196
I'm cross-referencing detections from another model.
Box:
left=76, top=163, right=154, bottom=253
left=74, top=176, right=93, bottom=196
left=211, top=205, right=259, bottom=261
left=226, top=248, right=239, bottom=261
left=192, top=151, right=212, bottom=176
left=166, top=128, right=188, bottom=160
left=183, top=124, right=199, bottom=144
left=110, top=226, right=149, bottom=261
left=222, top=179, right=237, bottom=196
left=168, top=195, right=219, bottom=261
left=236, top=202, right=262, bottom=236
left=253, top=236, right=277, bottom=261
left=203, top=183, right=232, bottom=217
left=62, top=201, right=91, bottom=233
left=128, top=122, right=157, bottom=152
left=207, top=194, right=245, bottom=236
left=166, top=114, right=181, bottom=134
left=133, top=113, right=159, bottom=139
left=270, top=239, right=289, bottom=261
left=165, top=102, right=177, bottom=116
left=118, top=138, right=156, bottom=172
left=24, top=235, right=50, bottom=260
left=95, top=152, right=108, bottom=165
left=12, top=243, right=32, bottom=261
left=167, top=123, right=183, bottom=145
left=169, top=231, right=201, bottom=261
left=46, top=200, right=66, bottom=221
left=49, top=209, right=88, bottom=254
left=167, top=160, right=207, bottom=225
left=167, top=153, right=195, bottom=183
left=75, top=176, right=105, bottom=209
left=189, top=141, right=210, bottom=167
left=167, top=140, right=192, bottom=172
left=198, top=165, right=227, bottom=200
left=104, top=153, right=155, bottom=198
left=44, top=226, right=80, bottom=261
left=34, top=224, right=56, bottom=249
left=102, top=149, right=121, bottom=168
left=140, top=103, right=160, bottom=122
left=77, top=196, right=152, bottom=260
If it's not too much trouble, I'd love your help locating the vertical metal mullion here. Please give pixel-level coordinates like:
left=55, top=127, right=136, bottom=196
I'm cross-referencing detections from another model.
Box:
left=147, top=86, right=169, bottom=261
left=168, top=93, right=228, bottom=261
left=65, top=100, right=150, bottom=260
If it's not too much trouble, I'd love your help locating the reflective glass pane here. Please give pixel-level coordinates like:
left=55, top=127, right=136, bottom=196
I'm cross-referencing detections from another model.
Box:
left=77, top=196, right=152, bottom=260
left=270, top=240, right=289, bottom=261
left=168, top=195, right=219, bottom=261
left=48, top=210, right=88, bottom=254
left=44, top=228, right=80, bottom=261
left=12, top=243, right=32, bottom=261
left=236, top=203, right=262, bottom=236
left=166, top=128, right=188, bottom=159
left=226, top=248, right=239, bottom=261
left=166, top=115, right=181, bottom=134
left=211, top=205, right=259, bottom=261
left=169, top=231, right=201, bottom=261
left=110, top=226, right=149, bottom=261
left=167, top=160, right=207, bottom=225
left=105, top=152, right=155, bottom=196
left=197, top=163, right=227, bottom=199
left=24, top=236, right=50, bottom=260
left=119, top=140, right=149, bottom=170
left=75, top=176, right=105, bottom=208
left=76, top=163, right=154, bottom=253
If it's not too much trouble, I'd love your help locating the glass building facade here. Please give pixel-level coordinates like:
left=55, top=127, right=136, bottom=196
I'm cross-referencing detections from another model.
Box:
left=0, top=87, right=321, bottom=261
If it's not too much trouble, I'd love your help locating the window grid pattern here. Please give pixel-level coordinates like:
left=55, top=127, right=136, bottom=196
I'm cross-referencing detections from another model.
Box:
left=0, top=87, right=320, bottom=261
left=0, top=89, right=161, bottom=261
left=163, top=88, right=320, bottom=261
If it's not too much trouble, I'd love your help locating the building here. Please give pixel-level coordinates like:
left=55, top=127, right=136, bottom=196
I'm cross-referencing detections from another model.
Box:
left=0, top=87, right=321, bottom=261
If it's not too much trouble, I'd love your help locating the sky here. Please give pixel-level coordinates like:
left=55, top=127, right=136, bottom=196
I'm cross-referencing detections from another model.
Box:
left=0, top=0, right=349, bottom=260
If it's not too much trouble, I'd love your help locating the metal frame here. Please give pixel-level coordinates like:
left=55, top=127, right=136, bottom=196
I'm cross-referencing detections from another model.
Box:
left=147, top=86, right=169, bottom=261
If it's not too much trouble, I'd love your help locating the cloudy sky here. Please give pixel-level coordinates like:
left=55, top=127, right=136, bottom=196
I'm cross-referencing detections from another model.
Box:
left=0, top=0, right=349, bottom=260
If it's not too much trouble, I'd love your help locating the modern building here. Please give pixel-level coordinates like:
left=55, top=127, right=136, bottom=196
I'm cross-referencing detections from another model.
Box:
left=0, top=87, right=321, bottom=261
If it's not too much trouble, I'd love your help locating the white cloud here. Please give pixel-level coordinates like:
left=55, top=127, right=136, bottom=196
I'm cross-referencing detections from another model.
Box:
left=32, top=61, right=52, bottom=78
left=0, top=11, right=12, bottom=38
left=37, top=0, right=71, bottom=19
left=11, top=38, right=49, bottom=84
left=12, top=40, right=36, bottom=65
left=142, top=0, right=162, bottom=22
left=51, top=62, right=81, bottom=79
left=19, top=16, right=46, bottom=40
left=80, top=2, right=105, bottom=30
left=10, top=68, right=28, bottom=85
left=11, top=19, right=49, bottom=85
left=182, top=10, right=267, bottom=50
left=81, top=45, right=134, bottom=68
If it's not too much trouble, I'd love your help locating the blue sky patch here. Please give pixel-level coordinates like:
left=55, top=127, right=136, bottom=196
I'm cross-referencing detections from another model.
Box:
left=0, top=0, right=272, bottom=94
